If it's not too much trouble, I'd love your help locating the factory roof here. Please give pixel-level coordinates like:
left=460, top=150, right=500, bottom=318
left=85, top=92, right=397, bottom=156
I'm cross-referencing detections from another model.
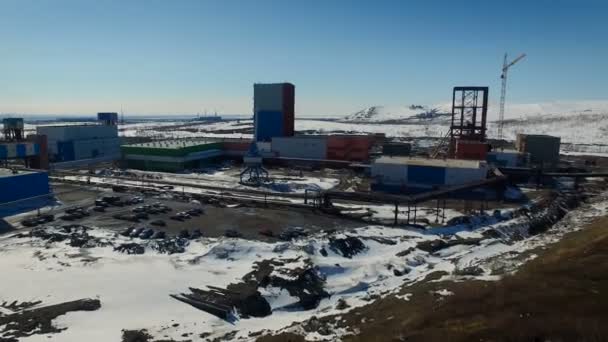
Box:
left=374, top=156, right=486, bottom=169
left=36, top=123, right=106, bottom=129
left=124, top=138, right=221, bottom=150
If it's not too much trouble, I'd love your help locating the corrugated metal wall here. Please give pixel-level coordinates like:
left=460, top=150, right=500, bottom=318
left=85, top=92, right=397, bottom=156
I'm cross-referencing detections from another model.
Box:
left=0, top=171, right=50, bottom=203
left=444, top=166, right=487, bottom=185
left=372, top=162, right=487, bottom=187
left=455, top=140, right=489, bottom=160
left=271, top=136, right=327, bottom=159
left=516, top=134, right=560, bottom=166
left=73, top=138, right=121, bottom=160
left=0, top=142, right=39, bottom=159
left=408, top=165, right=446, bottom=185
left=37, top=125, right=119, bottom=159
left=57, top=141, right=75, bottom=161
left=327, top=135, right=373, bottom=161
left=371, top=163, right=407, bottom=184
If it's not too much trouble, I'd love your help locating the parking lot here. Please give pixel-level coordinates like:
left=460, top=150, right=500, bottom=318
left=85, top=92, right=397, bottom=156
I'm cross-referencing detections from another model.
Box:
left=26, top=183, right=364, bottom=241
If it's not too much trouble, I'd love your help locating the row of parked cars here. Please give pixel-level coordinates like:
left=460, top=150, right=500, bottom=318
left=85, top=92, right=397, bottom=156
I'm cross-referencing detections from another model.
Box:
left=21, top=214, right=55, bottom=227
left=120, top=226, right=167, bottom=240
left=120, top=226, right=203, bottom=240
left=169, top=208, right=204, bottom=221
left=93, top=196, right=144, bottom=212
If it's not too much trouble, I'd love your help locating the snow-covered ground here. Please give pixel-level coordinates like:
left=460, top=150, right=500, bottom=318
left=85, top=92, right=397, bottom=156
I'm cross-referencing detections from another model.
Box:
left=110, top=111, right=608, bottom=147
left=342, top=100, right=608, bottom=123
left=80, top=167, right=340, bottom=195
left=2, top=188, right=607, bottom=341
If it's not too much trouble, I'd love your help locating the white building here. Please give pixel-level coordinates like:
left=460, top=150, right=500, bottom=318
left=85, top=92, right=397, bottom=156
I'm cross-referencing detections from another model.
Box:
left=371, top=156, right=489, bottom=190
left=36, top=124, right=120, bottom=162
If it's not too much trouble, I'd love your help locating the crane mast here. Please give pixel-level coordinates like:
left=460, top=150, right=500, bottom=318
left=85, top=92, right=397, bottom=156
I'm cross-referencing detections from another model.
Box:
left=498, top=52, right=526, bottom=140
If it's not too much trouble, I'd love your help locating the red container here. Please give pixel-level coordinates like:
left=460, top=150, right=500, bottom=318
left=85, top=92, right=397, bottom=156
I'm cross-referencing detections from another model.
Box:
left=326, top=135, right=373, bottom=161
left=455, top=139, right=489, bottom=160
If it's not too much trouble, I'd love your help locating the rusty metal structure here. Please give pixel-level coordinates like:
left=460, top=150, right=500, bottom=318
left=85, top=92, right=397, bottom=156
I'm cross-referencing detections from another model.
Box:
left=450, top=86, right=489, bottom=142
left=432, top=87, right=490, bottom=159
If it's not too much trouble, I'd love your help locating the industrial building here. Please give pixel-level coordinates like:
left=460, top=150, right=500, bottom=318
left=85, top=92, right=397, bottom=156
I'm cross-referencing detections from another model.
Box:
left=0, top=168, right=51, bottom=211
left=122, top=139, right=250, bottom=172
left=271, top=136, right=327, bottom=160
left=516, top=134, right=561, bottom=167
left=254, top=83, right=295, bottom=142
left=371, top=156, right=489, bottom=193
left=97, top=112, right=119, bottom=125
left=269, top=134, right=377, bottom=162
left=1, top=118, right=48, bottom=169
left=36, top=113, right=121, bottom=163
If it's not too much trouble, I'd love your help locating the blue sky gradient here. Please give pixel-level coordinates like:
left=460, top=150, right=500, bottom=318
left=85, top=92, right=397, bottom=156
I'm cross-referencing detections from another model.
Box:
left=1, top=0, right=607, bottom=116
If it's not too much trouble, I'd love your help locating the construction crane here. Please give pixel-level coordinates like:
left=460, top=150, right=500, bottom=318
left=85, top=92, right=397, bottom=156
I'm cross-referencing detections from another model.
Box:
left=498, top=52, right=526, bottom=140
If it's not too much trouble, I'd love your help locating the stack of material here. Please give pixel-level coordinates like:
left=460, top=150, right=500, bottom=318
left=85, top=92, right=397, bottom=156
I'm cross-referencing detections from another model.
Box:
left=171, top=285, right=271, bottom=320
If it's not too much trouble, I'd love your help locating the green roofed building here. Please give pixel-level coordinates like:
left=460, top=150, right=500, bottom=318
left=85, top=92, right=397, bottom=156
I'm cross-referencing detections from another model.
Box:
left=121, top=138, right=246, bottom=172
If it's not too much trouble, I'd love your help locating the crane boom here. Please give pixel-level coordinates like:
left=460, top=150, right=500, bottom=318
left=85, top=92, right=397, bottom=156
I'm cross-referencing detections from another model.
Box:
left=498, top=52, right=526, bottom=141
left=502, top=53, right=526, bottom=73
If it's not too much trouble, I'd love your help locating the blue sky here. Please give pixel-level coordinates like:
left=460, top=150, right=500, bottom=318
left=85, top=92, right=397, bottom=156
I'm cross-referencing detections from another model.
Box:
left=1, top=0, right=607, bottom=116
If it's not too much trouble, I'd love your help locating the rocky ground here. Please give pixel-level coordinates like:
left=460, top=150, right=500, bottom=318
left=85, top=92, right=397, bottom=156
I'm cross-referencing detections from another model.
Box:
left=258, top=203, right=608, bottom=342
left=1, top=179, right=607, bottom=341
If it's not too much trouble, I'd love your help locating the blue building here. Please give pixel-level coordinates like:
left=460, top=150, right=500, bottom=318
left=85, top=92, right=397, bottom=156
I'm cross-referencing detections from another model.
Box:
left=0, top=169, right=51, bottom=217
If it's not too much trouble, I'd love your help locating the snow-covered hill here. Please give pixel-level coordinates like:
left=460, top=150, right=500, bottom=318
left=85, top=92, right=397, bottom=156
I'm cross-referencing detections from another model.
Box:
left=343, top=100, right=608, bottom=124
left=343, top=105, right=450, bottom=123
left=493, top=112, right=608, bottom=146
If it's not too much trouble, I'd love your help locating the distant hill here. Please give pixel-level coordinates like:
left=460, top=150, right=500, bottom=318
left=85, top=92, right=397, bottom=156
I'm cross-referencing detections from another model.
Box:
left=342, top=100, right=608, bottom=124
left=343, top=105, right=451, bottom=123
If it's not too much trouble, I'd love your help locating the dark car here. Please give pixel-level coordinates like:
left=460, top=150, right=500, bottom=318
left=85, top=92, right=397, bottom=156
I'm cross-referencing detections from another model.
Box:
left=224, top=229, right=242, bottom=238
left=151, top=231, right=166, bottom=239
left=120, top=226, right=135, bottom=237
left=150, top=219, right=166, bottom=227
left=129, top=227, right=145, bottom=238
left=139, top=228, right=154, bottom=239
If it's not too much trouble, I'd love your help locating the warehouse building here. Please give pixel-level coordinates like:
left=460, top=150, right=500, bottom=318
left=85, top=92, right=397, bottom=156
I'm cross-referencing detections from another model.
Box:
left=515, top=134, right=561, bottom=167
left=1, top=118, right=48, bottom=169
left=269, top=134, right=376, bottom=162
left=122, top=139, right=250, bottom=172
left=254, top=83, right=295, bottom=142
left=271, top=136, right=328, bottom=160
left=0, top=168, right=51, bottom=208
left=0, top=141, right=40, bottom=163
left=36, top=113, right=121, bottom=163
left=371, top=156, right=489, bottom=193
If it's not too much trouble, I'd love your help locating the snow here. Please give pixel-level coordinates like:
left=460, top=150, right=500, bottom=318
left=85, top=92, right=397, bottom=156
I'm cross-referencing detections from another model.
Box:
left=434, top=289, right=454, bottom=296
left=395, top=293, right=412, bottom=301
left=3, top=182, right=608, bottom=340
left=561, top=150, right=608, bottom=158
left=343, top=100, right=608, bottom=123
left=65, top=167, right=340, bottom=198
